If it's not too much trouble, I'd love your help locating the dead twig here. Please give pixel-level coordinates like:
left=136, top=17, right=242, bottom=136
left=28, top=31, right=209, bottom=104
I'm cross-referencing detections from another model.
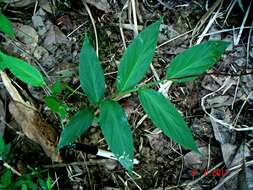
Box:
left=81, top=0, right=99, bottom=56
left=3, top=162, right=22, bottom=176
left=130, top=0, right=138, bottom=37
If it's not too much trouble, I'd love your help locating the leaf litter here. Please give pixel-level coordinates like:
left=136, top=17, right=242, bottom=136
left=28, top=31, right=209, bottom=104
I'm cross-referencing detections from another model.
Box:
left=0, top=0, right=253, bottom=189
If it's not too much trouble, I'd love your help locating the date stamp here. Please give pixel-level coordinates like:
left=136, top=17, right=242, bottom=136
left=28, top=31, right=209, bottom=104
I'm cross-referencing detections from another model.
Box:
left=191, top=168, right=227, bottom=177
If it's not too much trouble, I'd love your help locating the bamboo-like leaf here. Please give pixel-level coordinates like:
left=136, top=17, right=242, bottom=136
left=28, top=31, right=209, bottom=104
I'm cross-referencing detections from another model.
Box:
left=0, top=169, right=12, bottom=188
left=0, top=136, right=5, bottom=157
left=79, top=36, right=105, bottom=104
left=44, top=96, right=68, bottom=119
left=116, top=19, right=162, bottom=92
left=0, top=54, right=7, bottom=70
left=0, top=12, right=15, bottom=37
left=138, top=89, right=198, bottom=152
left=21, top=184, right=28, bottom=190
left=166, top=41, right=229, bottom=82
left=99, top=100, right=134, bottom=171
left=58, top=109, right=94, bottom=149
left=50, top=80, right=62, bottom=95
left=0, top=51, right=45, bottom=87
left=46, top=174, right=53, bottom=190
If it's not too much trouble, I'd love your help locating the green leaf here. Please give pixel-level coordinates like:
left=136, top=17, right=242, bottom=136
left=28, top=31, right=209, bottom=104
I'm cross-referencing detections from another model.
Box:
left=79, top=35, right=105, bottom=104
left=0, top=51, right=45, bottom=87
left=39, top=178, right=47, bottom=190
left=0, top=12, right=15, bottom=37
left=138, top=89, right=198, bottom=152
left=99, top=100, right=134, bottom=171
left=166, top=41, right=229, bottom=82
left=46, top=174, right=53, bottom=190
left=0, top=169, right=12, bottom=188
left=58, top=108, right=94, bottom=149
left=44, top=96, right=68, bottom=119
left=0, top=136, right=5, bottom=158
left=116, top=18, right=162, bottom=92
left=0, top=62, right=7, bottom=70
left=25, top=179, right=37, bottom=190
left=50, top=80, right=62, bottom=94
left=38, top=175, right=52, bottom=190
left=12, top=178, right=24, bottom=189
left=21, top=184, right=28, bottom=190
left=0, top=52, right=8, bottom=70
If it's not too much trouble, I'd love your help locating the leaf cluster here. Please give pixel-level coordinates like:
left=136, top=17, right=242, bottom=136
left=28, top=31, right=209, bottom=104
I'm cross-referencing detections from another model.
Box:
left=57, top=18, right=229, bottom=171
left=0, top=12, right=45, bottom=87
left=0, top=11, right=229, bottom=172
left=0, top=136, right=53, bottom=190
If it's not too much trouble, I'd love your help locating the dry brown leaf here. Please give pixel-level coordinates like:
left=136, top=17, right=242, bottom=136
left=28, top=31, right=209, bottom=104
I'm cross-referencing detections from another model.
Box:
left=9, top=100, right=61, bottom=161
left=86, top=0, right=112, bottom=12
left=43, top=23, right=68, bottom=46
left=39, top=0, right=54, bottom=13
left=14, top=23, right=39, bottom=51
left=1, top=71, right=61, bottom=161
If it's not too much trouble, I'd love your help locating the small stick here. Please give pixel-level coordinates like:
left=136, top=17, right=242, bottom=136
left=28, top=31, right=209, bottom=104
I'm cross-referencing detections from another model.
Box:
left=3, top=162, right=22, bottom=176
left=82, top=0, right=99, bottom=56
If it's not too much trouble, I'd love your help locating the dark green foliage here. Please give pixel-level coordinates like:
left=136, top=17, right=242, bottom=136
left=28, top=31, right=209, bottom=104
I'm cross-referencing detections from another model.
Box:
left=58, top=18, right=229, bottom=171
left=99, top=100, right=134, bottom=171
left=79, top=36, right=105, bottom=104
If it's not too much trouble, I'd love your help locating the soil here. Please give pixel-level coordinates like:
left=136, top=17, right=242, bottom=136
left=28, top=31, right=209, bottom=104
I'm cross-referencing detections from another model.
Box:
left=0, top=0, right=253, bottom=189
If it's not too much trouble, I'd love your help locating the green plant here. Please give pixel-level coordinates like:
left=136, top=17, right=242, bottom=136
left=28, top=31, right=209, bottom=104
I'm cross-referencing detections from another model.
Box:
left=0, top=11, right=14, bottom=38
left=57, top=18, right=229, bottom=171
left=0, top=12, right=45, bottom=87
left=0, top=13, right=52, bottom=189
left=44, top=80, right=70, bottom=120
left=0, top=136, right=53, bottom=190
left=0, top=166, right=53, bottom=190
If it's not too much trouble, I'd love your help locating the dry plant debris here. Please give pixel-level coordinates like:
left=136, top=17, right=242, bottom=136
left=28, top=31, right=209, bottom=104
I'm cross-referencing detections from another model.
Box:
left=0, top=0, right=253, bottom=189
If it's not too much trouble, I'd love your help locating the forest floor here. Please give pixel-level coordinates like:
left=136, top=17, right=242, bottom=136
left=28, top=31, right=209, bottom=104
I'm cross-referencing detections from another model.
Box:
left=0, top=0, right=253, bottom=189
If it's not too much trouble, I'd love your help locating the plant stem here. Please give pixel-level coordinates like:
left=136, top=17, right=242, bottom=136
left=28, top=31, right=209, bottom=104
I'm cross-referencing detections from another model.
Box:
left=64, top=85, right=85, bottom=97
left=111, top=78, right=168, bottom=100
